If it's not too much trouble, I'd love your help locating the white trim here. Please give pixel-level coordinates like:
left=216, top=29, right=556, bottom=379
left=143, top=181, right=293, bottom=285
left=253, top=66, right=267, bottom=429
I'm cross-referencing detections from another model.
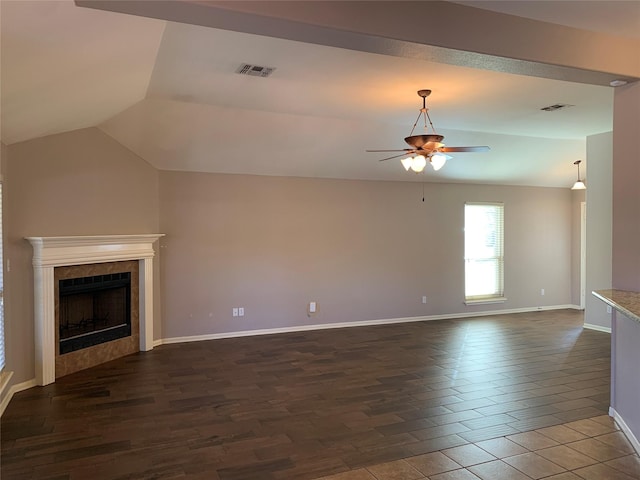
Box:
left=156, top=304, right=579, bottom=346
left=0, top=370, right=13, bottom=399
left=580, top=202, right=586, bottom=309
left=26, top=234, right=163, bottom=267
left=26, top=234, right=164, bottom=385
left=584, top=323, right=612, bottom=333
left=464, top=297, right=507, bottom=305
left=0, top=377, right=36, bottom=417
left=464, top=202, right=505, bottom=302
left=610, top=407, right=640, bottom=455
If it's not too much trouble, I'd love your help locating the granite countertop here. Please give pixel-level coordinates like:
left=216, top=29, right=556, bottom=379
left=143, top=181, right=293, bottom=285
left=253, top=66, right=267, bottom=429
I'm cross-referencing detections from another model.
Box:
left=593, top=289, right=640, bottom=324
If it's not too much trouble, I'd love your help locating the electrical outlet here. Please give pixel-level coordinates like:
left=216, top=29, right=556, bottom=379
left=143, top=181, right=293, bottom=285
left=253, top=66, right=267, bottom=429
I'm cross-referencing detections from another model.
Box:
left=239, top=307, right=244, bottom=316
left=232, top=308, right=238, bottom=317
left=309, top=302, right=316, bottom=313
left=422, top=296, right=427, bottom=304
left=607, top=306, right=612, bottom=314
left=541, top=288, right=545, bottom=296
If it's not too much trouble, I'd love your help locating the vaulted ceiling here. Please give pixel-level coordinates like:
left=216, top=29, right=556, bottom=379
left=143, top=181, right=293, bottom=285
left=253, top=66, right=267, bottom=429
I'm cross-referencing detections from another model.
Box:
left=2, top=1, right=639, bottom=186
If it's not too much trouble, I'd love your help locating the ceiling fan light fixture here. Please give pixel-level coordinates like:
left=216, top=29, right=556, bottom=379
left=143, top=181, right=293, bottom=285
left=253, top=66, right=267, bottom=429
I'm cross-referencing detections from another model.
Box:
left=367, top=89, right=490, bottom=173
left=411, top=155, right=427, bottom=173
left=401, top=157, right=413, bottom=171
left=571, top=160, right=586, bottom=190
left=430, top=153, right=447, bottom=171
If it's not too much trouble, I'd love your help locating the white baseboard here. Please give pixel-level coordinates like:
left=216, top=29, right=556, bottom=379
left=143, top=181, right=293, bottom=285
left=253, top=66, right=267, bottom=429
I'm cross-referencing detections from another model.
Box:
left=156, top=304, right=579, bottom=346
left=610, top=407, right=640, bottom=455
left=584, top=323, right=612, bottom=333
left=0, top=377, right=37, bottom=417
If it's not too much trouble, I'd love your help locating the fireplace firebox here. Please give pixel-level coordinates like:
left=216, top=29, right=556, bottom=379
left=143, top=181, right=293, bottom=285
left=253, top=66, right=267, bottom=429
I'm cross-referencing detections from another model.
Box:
left=59, top=272, right=132, bottom=354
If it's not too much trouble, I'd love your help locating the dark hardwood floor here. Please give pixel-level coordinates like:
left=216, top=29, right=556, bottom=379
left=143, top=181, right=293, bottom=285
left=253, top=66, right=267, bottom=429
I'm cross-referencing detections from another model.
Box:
left=1, top=310, right=613, bottom=479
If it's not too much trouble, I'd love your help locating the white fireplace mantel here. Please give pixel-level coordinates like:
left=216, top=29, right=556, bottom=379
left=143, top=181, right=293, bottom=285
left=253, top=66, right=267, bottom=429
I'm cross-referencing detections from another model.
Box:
left=26, top=234, right=164, bottom=385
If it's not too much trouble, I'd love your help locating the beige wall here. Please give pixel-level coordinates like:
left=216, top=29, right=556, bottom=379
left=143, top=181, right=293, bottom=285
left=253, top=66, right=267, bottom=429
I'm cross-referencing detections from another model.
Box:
left=3, top=127, right=159, bottom=386
left=159, top=171, right=574, bottom=339
left=571, top=189, right=586, bottom=307
left=584, top=132, right=613, bottom=329
left=1, top=127, right=581, bottom=387
left=612, top=82, right=640, bottom=291
left=610, top=78, right=640, bottom=446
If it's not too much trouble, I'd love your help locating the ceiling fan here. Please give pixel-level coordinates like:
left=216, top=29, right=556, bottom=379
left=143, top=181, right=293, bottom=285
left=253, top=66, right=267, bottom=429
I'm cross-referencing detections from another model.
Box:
left=367, top=89, right=490, bottom=172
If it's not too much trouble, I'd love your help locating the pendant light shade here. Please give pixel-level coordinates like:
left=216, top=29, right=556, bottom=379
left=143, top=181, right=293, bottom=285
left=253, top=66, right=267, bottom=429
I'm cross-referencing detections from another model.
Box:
left=411, top=155, right=427, bottom=173
left=571, top=160, right=586, bottom=190
left=401, top=157, right=413, bottom=171
left=430, top=153, right=447, bottom=171
left=400, top=155, right=429, bottom=173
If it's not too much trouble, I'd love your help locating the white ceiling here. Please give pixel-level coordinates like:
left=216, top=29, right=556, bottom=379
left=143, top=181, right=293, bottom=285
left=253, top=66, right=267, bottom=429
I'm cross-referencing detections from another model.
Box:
left=0, top=1, right=165, bottom=144
left=1, top=1, right=638, bottom=186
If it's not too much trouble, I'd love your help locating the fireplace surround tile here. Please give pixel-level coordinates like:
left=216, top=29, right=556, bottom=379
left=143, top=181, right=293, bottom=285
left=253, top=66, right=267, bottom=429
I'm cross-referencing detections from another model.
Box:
left=55, top=260, right=139, bottom=378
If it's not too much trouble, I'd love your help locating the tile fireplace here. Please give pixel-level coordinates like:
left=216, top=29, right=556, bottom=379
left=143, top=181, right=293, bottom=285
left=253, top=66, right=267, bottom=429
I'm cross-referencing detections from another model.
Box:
left=27, top=234, right=163, bottom=385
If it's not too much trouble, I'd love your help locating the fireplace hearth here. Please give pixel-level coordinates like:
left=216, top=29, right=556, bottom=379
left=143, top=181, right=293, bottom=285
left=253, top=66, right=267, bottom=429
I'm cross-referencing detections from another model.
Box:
left=59, top=272, right=132, bottom=354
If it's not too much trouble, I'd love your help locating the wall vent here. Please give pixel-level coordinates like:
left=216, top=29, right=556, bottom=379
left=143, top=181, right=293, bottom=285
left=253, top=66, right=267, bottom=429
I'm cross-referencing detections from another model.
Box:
left=236, top=63, right=276, bottom=78
left=540, top=103, right=574, bottom=112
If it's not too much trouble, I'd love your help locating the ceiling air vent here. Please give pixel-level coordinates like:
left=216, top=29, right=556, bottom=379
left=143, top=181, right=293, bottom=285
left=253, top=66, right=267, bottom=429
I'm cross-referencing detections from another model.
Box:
left=236, top=63, right=276, bottom=78
left=540, top=103, right=574, bottom=112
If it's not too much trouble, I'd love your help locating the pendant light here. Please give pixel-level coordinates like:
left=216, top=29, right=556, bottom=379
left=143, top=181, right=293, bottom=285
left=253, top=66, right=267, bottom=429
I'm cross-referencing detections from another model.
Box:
left=571, top=160, right=586, bottom=190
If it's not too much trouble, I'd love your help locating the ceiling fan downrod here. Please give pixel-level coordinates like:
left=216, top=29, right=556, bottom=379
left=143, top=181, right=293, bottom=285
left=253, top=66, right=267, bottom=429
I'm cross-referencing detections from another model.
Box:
left=409, top=89, right=437, bottom=139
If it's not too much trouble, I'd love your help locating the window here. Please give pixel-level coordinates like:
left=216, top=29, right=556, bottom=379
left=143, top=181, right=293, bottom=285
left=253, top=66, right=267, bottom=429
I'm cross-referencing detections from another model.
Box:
left=464, top=202, right=504, bottom=303
left=0, top=179, right=10, bottom=398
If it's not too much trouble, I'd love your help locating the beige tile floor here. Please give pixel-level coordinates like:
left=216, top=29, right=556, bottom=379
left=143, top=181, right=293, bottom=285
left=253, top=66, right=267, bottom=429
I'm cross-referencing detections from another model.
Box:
left=316, top=416, right=640, bottom=480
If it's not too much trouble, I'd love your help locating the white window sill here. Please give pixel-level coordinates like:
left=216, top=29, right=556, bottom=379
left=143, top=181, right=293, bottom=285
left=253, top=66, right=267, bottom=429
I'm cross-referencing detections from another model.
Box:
left=465, top=297, right=507, bottom=305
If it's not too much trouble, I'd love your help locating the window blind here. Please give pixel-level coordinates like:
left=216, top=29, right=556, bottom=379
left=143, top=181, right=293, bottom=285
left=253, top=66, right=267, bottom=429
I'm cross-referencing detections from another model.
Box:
left=464, top=202, right=504, bottom=301
left=0, top=182, right=5, bottom=370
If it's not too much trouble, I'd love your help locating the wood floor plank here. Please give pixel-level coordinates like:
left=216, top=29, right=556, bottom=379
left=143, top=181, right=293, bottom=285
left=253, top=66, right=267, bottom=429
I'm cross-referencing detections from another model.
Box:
left=1, top=310, right=611, bottom=479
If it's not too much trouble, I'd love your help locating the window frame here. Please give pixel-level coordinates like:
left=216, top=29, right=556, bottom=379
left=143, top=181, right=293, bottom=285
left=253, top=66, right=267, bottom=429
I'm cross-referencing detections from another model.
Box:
left=464, top=201, right=506, bottom=305
left=0, top=181, right=4, bottom=371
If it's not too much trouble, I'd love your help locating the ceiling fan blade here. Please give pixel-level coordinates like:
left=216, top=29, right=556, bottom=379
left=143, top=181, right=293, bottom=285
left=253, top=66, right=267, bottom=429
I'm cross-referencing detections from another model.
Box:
left=366, top=149, right=413, bottom=152
left=440, top=146, right=490, bottom=153
left=378, top=152, right=412, bottom=162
